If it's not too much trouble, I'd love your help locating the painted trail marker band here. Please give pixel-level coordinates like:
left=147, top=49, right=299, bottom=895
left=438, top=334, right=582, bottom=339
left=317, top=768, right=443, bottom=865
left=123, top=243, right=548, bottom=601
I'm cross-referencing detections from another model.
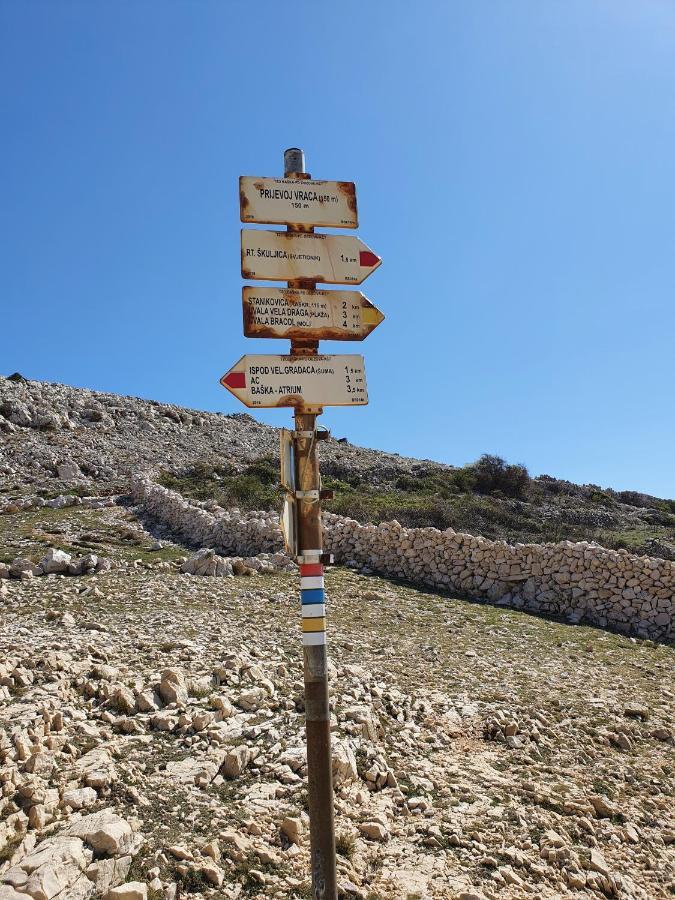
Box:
left=240, top=176, right=357, bottom=228
left=241, top=230, right=381, bottom=285
left=243, top=287, right=384, bottom=342
left=220, top=354, right=368, bottom=409
left=300, top=563, right=326, bottom=646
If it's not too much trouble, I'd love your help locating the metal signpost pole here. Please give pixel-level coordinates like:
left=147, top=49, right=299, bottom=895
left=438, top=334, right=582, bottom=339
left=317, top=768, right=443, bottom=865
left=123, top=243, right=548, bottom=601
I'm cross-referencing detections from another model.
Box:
left=284, top=147, right=338, bottom=900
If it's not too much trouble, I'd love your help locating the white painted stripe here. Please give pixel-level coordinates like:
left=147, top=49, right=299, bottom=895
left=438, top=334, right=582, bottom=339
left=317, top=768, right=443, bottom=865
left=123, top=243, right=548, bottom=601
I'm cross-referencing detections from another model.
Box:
left=301, top=603, right=326, bottom=618
left=300, top=576, right=324, bottom=590
left=302, top=631, right=326, bottom=646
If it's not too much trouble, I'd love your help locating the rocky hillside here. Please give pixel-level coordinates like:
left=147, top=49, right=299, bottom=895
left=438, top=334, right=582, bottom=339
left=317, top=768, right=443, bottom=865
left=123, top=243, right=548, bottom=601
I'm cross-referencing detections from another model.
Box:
left=1, top=375, right=674, bottom=559
left=0, top=375, right=434, bottom=494
left=1, top=374, right=674, bottom=899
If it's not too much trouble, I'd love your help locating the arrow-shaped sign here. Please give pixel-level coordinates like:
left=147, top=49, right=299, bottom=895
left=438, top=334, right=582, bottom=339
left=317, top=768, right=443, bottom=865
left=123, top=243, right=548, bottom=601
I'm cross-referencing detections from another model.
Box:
left=242, top=287, right=384, bottom=341
left=240, top=176, right=357, bottom=228
left=220, top=354, right=368, bottom=409
left=241, top=230, right=381, bottom=285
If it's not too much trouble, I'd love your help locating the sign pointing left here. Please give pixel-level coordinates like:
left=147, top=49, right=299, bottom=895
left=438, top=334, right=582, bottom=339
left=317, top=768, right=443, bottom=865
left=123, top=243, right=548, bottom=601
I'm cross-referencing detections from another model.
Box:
left=220, top=354, right=368, bottom=409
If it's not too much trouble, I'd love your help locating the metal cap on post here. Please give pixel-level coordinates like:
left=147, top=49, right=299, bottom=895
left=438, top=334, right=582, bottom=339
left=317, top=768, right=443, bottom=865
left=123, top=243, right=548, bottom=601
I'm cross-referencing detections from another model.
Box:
left=284, top=147, right=305, bottom=177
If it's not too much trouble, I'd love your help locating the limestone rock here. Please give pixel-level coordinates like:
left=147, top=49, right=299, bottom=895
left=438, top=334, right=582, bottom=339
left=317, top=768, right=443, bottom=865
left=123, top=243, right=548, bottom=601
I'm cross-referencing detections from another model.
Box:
left=38, top=548, right=72, bottom=574
left=0, top=835, right=93, bottom=900
left=65, top=810, right=134, bottom=856
left=105, top=882, right=147, bottom=900
left=281, top=816, right=304, bottom=845
left=62, top=787, right=98, bottom=811
left=159, top=669, right=188, bottom=706
left=86, top=856, right=132, bottom=894
left=359, top=821, right=389, bottom=841
left=221, top=746, right=249, bottom=779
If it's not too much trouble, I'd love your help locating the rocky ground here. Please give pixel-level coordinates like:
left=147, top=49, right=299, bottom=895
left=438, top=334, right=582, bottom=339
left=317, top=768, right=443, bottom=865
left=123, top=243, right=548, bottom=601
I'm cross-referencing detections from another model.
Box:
left=1, top=501, right=674, bottom=899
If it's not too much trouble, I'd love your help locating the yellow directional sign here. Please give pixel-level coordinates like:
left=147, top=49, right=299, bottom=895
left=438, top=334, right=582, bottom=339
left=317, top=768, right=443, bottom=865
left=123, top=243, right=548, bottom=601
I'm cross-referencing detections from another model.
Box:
left=243, top=287, right=384, bottom=341
left=241, top=230, right=381, bottom=285
left=240, top=176, right=357, bottom=228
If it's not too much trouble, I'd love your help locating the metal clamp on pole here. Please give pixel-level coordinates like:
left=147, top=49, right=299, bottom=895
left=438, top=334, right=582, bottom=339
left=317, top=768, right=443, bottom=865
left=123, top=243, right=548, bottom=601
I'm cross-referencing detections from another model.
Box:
left=298, top=552, right=334, bottom=566
left=293, top=430, right=315, bottom=439
left=297, top=549, right=323, bottom=564
left=295, top=489, right=320, bottom=500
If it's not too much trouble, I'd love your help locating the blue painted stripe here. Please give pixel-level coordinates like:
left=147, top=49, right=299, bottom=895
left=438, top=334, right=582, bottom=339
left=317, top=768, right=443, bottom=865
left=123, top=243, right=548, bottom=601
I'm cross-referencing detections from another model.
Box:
left=301, top=588, right=325, bottom=605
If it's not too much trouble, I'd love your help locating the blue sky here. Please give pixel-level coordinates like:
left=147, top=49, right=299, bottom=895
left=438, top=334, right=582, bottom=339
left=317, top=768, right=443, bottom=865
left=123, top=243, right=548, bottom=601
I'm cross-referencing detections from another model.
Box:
left=2, top=1, right=674, bottom=497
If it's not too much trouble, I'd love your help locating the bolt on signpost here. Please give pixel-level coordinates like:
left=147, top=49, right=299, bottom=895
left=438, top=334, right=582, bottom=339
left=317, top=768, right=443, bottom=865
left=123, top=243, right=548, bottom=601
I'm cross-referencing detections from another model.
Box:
left=222, top=149, right=383, bottom=899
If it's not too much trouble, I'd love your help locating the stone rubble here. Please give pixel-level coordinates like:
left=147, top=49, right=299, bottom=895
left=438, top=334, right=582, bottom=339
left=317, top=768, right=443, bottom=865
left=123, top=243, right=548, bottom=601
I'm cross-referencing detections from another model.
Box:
left=180, top=548, right=296, bottom=578
left=1, top=549, right=115, bottom=580
left=0, top=549, right=673, bottom=897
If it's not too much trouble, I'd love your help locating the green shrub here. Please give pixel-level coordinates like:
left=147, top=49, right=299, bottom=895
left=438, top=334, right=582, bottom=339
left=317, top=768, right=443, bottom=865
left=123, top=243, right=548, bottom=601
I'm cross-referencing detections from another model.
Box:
left=467, top=454, right=531, bottom=499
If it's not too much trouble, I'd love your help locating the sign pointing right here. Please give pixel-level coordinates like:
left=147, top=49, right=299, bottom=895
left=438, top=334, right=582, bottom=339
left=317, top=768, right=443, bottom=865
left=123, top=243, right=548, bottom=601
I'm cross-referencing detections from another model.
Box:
left=241, top=229, right=381, bottom=285
left=242, top=286, right=384, bottom=341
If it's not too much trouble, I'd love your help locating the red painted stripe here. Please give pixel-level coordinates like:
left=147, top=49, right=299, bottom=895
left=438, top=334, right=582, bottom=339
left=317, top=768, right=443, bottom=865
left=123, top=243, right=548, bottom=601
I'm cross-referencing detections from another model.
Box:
left=300, top=563, right=324, bottom=577
left=359, top=250, right=380, bottom=268
left=223, top=371, right=246, bottom=389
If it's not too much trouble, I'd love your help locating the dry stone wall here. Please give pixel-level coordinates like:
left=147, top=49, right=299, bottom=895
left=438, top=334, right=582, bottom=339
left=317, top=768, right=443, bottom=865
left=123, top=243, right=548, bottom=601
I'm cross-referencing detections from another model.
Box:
left=132, top=477, right=282, bottom=557
left=132, top=477, right=674, bottom=641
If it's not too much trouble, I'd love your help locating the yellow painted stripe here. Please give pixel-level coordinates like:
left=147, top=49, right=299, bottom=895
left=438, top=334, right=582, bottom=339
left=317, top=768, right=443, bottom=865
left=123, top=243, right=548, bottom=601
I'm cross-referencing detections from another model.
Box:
left=302, top=617, right=326, bottom=633
left=362, top=308, right=383, bottom=326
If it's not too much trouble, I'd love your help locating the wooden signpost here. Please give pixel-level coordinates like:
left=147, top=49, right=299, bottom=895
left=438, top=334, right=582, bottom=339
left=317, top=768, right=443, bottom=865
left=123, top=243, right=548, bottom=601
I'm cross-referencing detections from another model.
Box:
left=222, top=148, right=383, bottom=900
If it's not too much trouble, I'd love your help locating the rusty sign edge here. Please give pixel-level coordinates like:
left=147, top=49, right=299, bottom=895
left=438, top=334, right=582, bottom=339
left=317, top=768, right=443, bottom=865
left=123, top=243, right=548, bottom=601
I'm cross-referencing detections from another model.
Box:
left=241, top=286, right=385, bottom=342
left=239, top=175, right=358, bottom=228
left=219, top=353, right=368, bottom=410
left=240, top=230, right=381, bottom=285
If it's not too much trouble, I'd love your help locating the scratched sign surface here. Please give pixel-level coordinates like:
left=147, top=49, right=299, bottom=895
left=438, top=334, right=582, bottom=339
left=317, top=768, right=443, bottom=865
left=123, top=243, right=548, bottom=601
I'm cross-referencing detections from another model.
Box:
left=242, top=287, right=384, bottom=341
left=239, top=176, right=357, bottom=228
left=220, top=354, right=368, bottom=408
left=241, top=230, right=381, bottom=285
